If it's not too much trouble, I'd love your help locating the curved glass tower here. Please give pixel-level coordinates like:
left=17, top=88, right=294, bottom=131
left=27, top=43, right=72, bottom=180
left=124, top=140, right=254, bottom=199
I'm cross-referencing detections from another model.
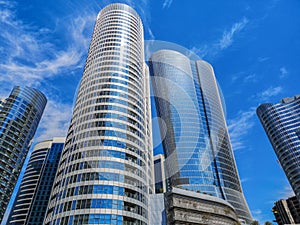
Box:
left=8, top=138, right=65, bottom=225
left=44, top=4, right=153, bottom=225
left=149, top=50, right=252, bottom=223
left=257, top=95, right=300, bottom=203
left=0, top=86, right=47, bottom=223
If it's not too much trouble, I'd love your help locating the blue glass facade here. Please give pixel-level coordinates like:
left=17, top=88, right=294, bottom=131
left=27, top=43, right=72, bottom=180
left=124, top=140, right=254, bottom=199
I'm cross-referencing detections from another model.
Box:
left=0, top=86, right=46, bottom=223
left=44, top=4, right=153, bottom=225
left=149, top=50, right=252, bottom=223
left=257, top=95, right=300, bottom=204
left=150, top=52, right=219, bottom=195
left=8, top=138, right=64, bottom=225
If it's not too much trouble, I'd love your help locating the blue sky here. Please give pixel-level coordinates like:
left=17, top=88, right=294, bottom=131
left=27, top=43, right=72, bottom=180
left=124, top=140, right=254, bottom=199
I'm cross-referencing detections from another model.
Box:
left=1, top=0, right=300, bottom=223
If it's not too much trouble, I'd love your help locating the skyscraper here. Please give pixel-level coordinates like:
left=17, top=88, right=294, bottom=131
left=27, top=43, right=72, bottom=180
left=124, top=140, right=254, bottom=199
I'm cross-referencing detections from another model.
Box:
left=8, top=138, right=65, bottom=225
left=257, top=95, right=300, bottom=203
left=149, top=49, right=252, bottom=223
left=0, top=86, right=47, bottom=223
left=44, top=3, right=153, bottom=225
left=272, top=196, right=300, bottom=225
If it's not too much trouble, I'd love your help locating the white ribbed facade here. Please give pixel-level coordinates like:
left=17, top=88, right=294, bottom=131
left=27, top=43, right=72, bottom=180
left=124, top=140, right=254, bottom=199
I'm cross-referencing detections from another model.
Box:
left=44, top=4, right=153, bottom=225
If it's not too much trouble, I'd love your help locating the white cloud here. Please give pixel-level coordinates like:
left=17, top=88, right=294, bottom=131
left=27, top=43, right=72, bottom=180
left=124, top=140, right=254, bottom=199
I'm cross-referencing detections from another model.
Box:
left=279, top=185, right=295, bottom=199
left=252, top=209, right=262, bottom=215
left=227, top=86, right=283, bottom=150
left=0, top=0, right=97, bottom=141
left=258, top=56, right=270, bottom=62
left=36, top=100, right=73, bottom=142
left=231, top=75, right=239, bottom=83
left=257, top=86, right=283, bottom=101
left=147, top=27, right=155, bottom=40
left=190, top=17, right=249, bottom=59
left=269, top=0, right=281, bottom=9
left=230, top=72, right=258, bottom=84
left=240, top=177, right=251, bottom=183
left=228, top=107, right=256, bottom=150
left=243, top=73, right=257, bottom=83
left=279, top=67, right=288, bottom=78
left=251, top=209, right=264, bottom=223
left=0, top=1, right=95, bottom=93
left=218, top=17, right=249, bottom=50
left=163, top=0, right=173, bottom=9
left=251, top=208, right=273, bottom=224
left=190, top=45, right=209, bottom=59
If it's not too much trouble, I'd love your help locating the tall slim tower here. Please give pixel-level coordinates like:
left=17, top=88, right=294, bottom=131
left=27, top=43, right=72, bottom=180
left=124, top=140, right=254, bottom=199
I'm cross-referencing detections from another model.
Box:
left=0, top=86, right=47, bottom=223
left=44, top=4, right=153, bottom=225
left=149, top=50, right=252, bottom=223
left=257, top=95, right=300, bottom=203
left=8, top=138, right=65, bottom=225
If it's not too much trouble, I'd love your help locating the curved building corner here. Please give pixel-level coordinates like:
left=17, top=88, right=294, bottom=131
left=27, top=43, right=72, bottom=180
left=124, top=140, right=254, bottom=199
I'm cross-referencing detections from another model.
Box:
left=257, top=95, right=300, bottom=204
left=149, top=49, right=252, bottom=224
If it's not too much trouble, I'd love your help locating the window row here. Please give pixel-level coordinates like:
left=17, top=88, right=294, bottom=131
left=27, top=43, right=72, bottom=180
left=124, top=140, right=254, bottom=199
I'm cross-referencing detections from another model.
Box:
left=52, top=172, right=147, bottom=198
left=49, top=214, right=146, bottom=225
left=73, top=118, right=144, bottom=138
left=63, top=149, right=145, bottom=167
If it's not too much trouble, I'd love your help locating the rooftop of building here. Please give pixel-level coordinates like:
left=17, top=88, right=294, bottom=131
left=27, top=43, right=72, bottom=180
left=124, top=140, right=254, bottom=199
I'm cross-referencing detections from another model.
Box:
left=281, top=94, right=300, bottom=103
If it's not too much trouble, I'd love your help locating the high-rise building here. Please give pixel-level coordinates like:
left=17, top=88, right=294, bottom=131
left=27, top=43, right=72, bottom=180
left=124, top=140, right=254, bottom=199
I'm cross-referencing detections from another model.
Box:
left=257, top=95, right=300, bottom=202
left=44, top=3, right=153, bottom=225
left=272, top=196, right=300, bottom=225
left=149, top=49, right=252, bottom=223
left=8, top=138, right=65, bottom=225
left=0, top=86, right=47, bottom=223
left=153, top=154, right=167, bottom=194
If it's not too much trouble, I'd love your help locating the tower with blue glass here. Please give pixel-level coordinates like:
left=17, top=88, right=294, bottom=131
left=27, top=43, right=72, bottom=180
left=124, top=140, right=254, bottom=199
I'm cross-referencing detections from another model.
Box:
left=0, top=86, right=47, bottom=223
left=44, top=3, right=153, bottom=225
left=8, top=138, right=65, bottom=225
left=257, top=95, right=300, bottom=204
left=149, top=50, right=252, bottom=223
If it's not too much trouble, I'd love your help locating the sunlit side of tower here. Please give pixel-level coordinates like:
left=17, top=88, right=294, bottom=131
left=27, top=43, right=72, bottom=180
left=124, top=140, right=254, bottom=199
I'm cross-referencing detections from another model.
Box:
left=257, top=95, right=300, bottom=203
left=149, top=50, right=252, bottom=223
left=0, top=86, right=47, bottom=222
left=8, top=138, right=65, bottom=225
left=44, top=3, right=153, bottom=225
left=0, top=86, right=47, bottom=223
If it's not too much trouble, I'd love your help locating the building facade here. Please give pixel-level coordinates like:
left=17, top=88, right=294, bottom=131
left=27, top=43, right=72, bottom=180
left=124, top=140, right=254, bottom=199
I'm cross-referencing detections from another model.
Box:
left=149, top=193, right=166, bottom=225
left=165, top=188, right=240, bottom=225
left=257, top=95, right=300, bottom=202
left=272, top=196, right=300, bottom=225
left=44, top=3, right=153, bottom=225
left=153, top=154, right=167, bottom=194
left=8, top=138, right=65, bottom=225
left=149, top=50, right=252, bottom=223
left=0, top=86, right=47, bottom=223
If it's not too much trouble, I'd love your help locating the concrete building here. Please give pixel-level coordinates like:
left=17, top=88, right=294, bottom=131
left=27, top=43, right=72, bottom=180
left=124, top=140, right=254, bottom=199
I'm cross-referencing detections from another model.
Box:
left=272, top=196, right=300, bottom=225
left=165, top=188, right=240, bottom=225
